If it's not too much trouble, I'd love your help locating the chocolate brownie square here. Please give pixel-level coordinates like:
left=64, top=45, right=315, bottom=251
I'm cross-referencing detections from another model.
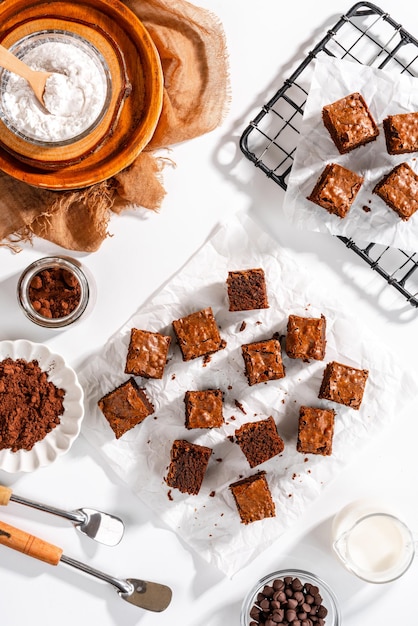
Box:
left=166, top=439, right=212, bottom=495
left=235, top=416, right=285, bottom=467
left=125, top=328, right=171, bottom=379
left=286, top=314, right=326, bottom=361
left=241, top=338, right=285, bottom=386
left=307, top=163, right=364, bottom=218
left=383, top=112, right=418, bottom=155
left=98, top=378, right=154, bottom=439
left=297, top=405, right=336, bottom=456
left=229, top=471, right=275, bottom=524
left=318, top=360, right=369, bottom=410
left=184, top=389, right=224, bottom=429
left=322, top=92, right=379, bottom=154
left=172, top=307, right=224, bottom=361
left=226, top=268, right=269, bottom=311
left=373, top=162, right=418, bottom=221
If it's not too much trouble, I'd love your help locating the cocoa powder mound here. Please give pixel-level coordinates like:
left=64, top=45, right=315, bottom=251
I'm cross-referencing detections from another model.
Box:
left=0, top=357, right=65, bottom=452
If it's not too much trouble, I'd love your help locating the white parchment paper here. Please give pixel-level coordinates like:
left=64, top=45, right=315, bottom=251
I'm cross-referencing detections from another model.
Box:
left=79, top=213, right=417, bottom=577
left=283, top=57, right=418, bottom=251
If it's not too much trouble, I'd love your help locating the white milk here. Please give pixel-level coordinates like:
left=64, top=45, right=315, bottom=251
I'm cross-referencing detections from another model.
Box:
left=332, top=500, right=415, bottom=583
left=345, top=514, right=405, bottom=573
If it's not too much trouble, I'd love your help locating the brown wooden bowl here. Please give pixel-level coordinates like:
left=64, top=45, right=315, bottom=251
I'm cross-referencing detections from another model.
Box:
left=0, top=0, right=163, bottom=190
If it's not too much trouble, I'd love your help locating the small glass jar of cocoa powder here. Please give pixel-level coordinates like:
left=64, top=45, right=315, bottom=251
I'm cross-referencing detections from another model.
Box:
left=17, top=256, right=92, bottom=329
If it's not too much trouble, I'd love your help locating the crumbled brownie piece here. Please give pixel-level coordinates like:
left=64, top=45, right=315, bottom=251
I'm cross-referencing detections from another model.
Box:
left=307, top=163, right=364, bottom=218
left=241, top=338, right=285, bottom=386
left=125, top=328, right=171, bottom=379
left=297, top=405, right=336, bottom=456
left=98, top=378, right=154, bottom=439
left=383, top=112, right=418, bottom=155
left=373, top=162, right=418, bottom=221
left=229, top=471, right=276, bottom=524
left=184, top=389, right=224, bottom=429
left=226, top=268, right=269, bottom=311
left=318, top=360, right=369, bottom=410
left=322, top=92, right=379, bottom=154
left=235, top=416, right=285, bottom=467
left=166, top=439, right=212, bottom=495
left=172, top=307, right=224, bottom=361
left=286, top=314, right=326, bottom=361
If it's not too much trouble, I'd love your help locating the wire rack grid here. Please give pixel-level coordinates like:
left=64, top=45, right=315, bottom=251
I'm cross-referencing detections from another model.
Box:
left=240, top=1, right=418, bottom=308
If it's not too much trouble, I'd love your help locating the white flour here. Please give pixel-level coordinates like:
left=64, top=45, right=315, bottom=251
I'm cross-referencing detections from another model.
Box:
left=2, top=40, right=108, bottom=142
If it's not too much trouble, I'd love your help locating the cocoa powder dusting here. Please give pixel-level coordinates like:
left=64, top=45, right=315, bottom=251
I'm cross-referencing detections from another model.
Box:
left=0, top=358, right=65, bottom=452
left=28, top=267, right=81, bottom=319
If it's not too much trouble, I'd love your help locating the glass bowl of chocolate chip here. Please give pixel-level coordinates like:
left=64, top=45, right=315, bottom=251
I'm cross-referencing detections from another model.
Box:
left=241, top=568, right=341, bottom=626
left=17, top=256, right=93, bottom=329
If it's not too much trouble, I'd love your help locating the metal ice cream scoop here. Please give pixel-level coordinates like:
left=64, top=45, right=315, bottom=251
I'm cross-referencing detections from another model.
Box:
left=0, top=485, right=124, bottom=546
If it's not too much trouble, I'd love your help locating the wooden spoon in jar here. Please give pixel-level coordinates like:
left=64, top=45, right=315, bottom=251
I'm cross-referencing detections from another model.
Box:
left=0, top=43, right=51, bottom=108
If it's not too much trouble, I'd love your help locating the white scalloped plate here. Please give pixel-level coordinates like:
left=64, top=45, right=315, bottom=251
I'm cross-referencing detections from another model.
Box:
left=0, top=340, right=84, bottom=472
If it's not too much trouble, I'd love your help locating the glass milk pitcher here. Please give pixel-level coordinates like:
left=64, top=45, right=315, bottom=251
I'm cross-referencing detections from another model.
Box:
left=331, top=500, right=416, bottom=583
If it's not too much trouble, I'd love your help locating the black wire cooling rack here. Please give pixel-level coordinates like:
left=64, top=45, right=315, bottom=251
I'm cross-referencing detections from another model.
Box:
left=240, top=1, right=418, bottom=308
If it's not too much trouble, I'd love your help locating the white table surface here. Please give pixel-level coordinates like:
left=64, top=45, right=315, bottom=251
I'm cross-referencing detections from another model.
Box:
left=1, top=1, right=417, bottom=624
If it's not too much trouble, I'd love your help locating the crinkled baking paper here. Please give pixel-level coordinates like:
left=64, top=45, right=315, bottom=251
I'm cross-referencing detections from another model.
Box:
left=79, top=212, right=417, bottom=577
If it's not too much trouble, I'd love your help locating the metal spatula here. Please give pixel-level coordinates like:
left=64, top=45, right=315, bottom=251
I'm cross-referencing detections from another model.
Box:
left=0, top=518, right=172, bottom=612
left=0, top=485, right=124, bottom=546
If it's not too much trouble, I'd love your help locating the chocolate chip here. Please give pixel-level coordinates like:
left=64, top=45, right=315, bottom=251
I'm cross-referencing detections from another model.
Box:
left=248, top=576, right=330, bottom=626
left=272, top=609, right=284, bottom=622
left=273, top=579, right=285, bottom=591
left=263, top=585, right=275, bottom=598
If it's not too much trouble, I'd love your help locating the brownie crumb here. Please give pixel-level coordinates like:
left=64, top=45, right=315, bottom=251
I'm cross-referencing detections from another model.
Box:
left=234, top=399, right=246, bottom=414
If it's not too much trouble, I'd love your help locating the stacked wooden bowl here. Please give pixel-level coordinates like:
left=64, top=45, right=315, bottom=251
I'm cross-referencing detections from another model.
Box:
left=0, top=0, right=163, bottom=190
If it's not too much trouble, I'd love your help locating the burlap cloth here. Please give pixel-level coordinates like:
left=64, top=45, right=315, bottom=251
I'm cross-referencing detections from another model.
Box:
left=0, top=0, right=229, bottom=252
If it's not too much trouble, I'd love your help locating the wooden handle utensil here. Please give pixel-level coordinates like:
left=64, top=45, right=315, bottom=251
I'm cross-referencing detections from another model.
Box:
left=0, top=518, right=172, bottom=611
left=0, top=518, right=62, bottom=565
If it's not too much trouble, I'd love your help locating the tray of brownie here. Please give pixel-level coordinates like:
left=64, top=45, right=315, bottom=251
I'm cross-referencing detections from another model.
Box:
left=240, top=1, right=418, bottom=307
left=78, top=213, right=417, bottom=577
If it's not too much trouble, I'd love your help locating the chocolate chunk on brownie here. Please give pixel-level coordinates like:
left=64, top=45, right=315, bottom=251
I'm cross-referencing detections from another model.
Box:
left=241, top=337, right=285, bottom=386
left=98, top=378, right=154, bottom=439
left=229, top=471, right=276, bottom=524
left=297, top=405, right=335, bottom=456
left=322, top=92, right=379, bottom=154
left=319, top=360, right=369, bottom=410
left=373, top=162, right=418, bottom=221
left=184, top=389, right=224, bottom=429
left=235, top=416, right=285, bottom=467
left=227, top=268, right=269, bottom=311
left=172, top=307, right=225, bottom=361
left=383, top=112, right=418, bottom=155
left=307, top=163, right=364, bottom=218
left=166, top=439, right=212, bottom=495
left=125, top=328, right=171, bottom=378
left=286, top=314, right=326, bottom=361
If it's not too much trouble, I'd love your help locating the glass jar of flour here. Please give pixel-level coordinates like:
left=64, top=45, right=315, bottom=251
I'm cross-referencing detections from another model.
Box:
left=0, top=30, right=111, bottom=145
